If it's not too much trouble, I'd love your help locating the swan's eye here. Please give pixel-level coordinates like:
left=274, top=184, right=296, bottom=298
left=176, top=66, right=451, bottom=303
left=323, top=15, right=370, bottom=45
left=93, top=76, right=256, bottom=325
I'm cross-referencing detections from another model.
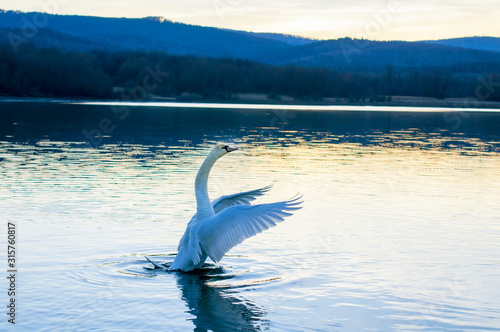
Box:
left=222, top=146, right=229, bottom=152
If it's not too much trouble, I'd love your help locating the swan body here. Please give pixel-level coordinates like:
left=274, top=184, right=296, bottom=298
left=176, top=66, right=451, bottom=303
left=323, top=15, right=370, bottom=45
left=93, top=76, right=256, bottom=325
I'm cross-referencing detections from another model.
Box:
left=166, top=143, right=302, bottom=272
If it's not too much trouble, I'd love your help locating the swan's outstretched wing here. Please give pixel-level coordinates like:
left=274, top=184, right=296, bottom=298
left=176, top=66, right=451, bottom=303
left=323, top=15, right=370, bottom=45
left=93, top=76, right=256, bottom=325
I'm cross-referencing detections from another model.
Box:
left=211, top=185, right=273, bottom=214
left=198, top=196, right=302, bottom=263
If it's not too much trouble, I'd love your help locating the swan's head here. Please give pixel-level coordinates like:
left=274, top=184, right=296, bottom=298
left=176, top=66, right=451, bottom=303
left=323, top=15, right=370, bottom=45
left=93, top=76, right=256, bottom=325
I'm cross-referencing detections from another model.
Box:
left=212, top=143, right=238, bottom=159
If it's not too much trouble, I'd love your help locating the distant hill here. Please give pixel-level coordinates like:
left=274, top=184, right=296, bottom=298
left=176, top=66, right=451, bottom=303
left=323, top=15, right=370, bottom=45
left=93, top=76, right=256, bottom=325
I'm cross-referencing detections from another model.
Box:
left=0, top=10, right=290, bottom=58
left=256, top=38, right=500, bottom=71
left=0, top=27, right=110, bottom=51
left=241, top=32, right=316, bottom=46
left=423, top=37, right=500, bottom=53
left=0, top=10, right=499, bottom=72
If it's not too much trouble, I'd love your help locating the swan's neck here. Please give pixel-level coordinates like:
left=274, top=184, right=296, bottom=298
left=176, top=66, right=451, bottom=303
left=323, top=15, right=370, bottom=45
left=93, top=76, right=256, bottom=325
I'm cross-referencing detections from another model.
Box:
left=195, top=153, right=218, bottom=218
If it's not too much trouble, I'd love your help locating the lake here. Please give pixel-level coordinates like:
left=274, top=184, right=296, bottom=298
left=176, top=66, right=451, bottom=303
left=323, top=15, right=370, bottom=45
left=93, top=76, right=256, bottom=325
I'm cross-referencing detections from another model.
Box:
left=1, top=100, right=499, bottom=331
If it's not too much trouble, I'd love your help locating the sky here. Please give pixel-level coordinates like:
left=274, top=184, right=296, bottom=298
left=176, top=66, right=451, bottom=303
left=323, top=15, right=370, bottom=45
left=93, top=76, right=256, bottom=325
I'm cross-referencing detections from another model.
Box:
left=1, top=0, right=499, bottom=41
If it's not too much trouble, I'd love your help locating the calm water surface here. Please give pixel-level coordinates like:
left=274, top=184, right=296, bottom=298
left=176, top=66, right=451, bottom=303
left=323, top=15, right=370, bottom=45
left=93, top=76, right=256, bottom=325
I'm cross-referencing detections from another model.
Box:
left=1, top=101, right=499, bottom=331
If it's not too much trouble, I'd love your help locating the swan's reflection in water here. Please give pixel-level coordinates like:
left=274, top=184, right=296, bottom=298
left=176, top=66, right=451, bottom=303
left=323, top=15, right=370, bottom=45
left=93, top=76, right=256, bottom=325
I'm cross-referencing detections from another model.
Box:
left=173, top=265, right=269, bottom=331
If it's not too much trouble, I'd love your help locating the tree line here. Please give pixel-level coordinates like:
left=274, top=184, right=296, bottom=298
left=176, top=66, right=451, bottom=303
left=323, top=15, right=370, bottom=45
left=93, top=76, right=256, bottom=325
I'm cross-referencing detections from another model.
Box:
left=0, top=42, right=499, bottom=102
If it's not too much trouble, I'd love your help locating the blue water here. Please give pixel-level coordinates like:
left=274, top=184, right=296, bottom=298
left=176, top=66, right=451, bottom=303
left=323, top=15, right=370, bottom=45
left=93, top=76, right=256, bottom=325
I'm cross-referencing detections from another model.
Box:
left=1, top=100, right=499, bottom=331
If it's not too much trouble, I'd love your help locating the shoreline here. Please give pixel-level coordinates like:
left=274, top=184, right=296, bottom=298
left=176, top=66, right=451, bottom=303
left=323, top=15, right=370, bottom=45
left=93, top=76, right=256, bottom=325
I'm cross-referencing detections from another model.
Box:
left=1, top=94, right=500, bottom=110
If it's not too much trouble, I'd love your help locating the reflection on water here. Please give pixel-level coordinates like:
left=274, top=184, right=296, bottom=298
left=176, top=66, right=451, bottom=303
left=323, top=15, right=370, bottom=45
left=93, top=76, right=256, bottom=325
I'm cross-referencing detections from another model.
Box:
left=174, top=267, right=268, bottom=331
left=1, top=101, right=499, bottom=150
left=1, top=101, right=499, bottom=331
left=143, top=257, right=270, bottom=331
left=70, top=254, right=269, bottom=331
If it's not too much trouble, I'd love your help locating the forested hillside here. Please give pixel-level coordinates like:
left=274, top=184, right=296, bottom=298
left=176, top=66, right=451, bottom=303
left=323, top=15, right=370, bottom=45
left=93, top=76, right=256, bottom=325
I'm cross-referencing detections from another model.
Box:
left=1, top=43, right=499, bottom=102
left=1, top=10, right=499, bottom=70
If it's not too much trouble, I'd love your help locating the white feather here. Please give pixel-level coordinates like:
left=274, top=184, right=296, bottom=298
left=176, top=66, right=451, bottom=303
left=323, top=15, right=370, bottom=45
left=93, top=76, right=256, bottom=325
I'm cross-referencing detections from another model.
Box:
left=168, top=144, right=302, bottom=272
left=211, top=185, right=273, bottom=213
left=199, top=196, right=302, bottom=263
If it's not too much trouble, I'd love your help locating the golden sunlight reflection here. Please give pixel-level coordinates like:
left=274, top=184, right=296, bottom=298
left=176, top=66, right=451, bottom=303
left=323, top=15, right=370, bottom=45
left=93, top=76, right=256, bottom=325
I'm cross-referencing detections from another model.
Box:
left=1, top=120, right=500, bottom=331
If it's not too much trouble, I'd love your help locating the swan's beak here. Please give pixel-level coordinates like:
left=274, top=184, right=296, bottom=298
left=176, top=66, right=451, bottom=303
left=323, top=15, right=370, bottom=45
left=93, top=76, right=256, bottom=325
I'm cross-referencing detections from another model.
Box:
left=226, top=146, right=238, bottom=153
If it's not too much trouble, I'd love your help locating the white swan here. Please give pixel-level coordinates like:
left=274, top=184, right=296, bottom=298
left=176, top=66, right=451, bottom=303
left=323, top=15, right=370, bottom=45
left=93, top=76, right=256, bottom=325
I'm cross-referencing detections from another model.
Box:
left=154, top=143, right=302, bottom=272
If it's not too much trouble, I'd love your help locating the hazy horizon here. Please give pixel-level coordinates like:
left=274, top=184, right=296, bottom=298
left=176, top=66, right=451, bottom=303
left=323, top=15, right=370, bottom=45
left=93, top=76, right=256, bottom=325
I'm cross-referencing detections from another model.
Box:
left=1, top=0, right=499, bottom=41
left=4, top=8, right=500, bottom=43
